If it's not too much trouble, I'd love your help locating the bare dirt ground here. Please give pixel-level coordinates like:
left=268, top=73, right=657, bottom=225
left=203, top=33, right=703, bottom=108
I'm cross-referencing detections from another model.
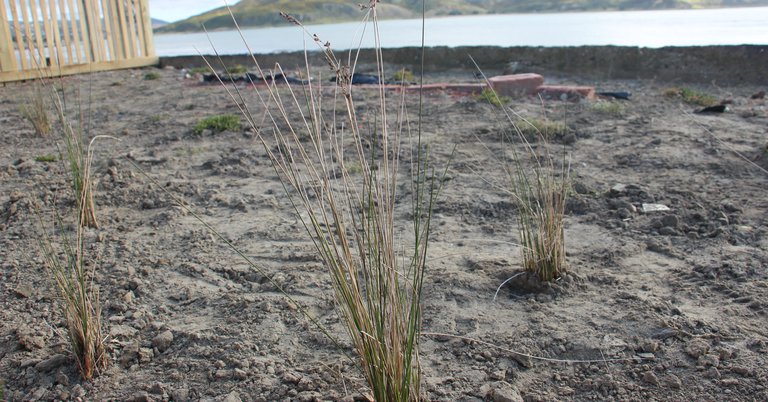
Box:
left=1, top=65, right=767, bottom=401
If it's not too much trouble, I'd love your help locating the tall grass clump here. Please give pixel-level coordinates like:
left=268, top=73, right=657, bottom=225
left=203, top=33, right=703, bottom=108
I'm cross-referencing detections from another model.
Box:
left=20, top=83, right=52, bottom=136
left=474, top=69, right=568, bottom=283
left=507, top=117, right=568, bottom=282
left=37, top=202, right=107, bottom=380
left=206, top=2, right=441, bottom=399
left=49, top=87, right=100, bottom=228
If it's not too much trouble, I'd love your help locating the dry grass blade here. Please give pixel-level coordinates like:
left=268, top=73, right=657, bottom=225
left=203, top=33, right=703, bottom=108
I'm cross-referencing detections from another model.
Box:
left=206, top=2, right=442, bottom=400
left=37, top=208, right=107, bottom=380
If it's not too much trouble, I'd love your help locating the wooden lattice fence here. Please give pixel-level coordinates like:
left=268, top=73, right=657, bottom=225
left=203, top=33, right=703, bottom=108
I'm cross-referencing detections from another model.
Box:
left=0, top=0, right=157, bottom=82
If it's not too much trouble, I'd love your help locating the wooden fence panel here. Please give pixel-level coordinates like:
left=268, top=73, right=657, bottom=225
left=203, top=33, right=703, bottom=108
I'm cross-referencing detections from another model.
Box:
left=0, top=0, right=158, bottom=82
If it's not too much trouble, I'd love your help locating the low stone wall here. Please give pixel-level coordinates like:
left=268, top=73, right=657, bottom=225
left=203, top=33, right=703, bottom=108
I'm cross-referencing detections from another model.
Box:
left=160, top=45, right=768, bottom=85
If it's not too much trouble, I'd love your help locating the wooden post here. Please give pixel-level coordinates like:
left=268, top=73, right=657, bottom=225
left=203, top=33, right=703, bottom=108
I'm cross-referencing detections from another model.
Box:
left=8, top=0, right=29, bottom=69
left=0, top=0, right=17, bottom=72
left=137, top=0, right=154, bottom=57
left=58, top=0, right=75, bottom=64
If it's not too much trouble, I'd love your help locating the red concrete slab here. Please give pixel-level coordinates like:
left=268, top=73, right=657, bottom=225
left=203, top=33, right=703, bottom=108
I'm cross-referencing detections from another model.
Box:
left=488, top=73, right=545, bottom=96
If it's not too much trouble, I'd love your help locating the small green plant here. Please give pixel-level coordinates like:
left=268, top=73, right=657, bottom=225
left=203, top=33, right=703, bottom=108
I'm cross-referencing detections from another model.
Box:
left=193, top=114, right=241, bottom=135
left=515, top=117, right=568, bottom=141
left=188, top=66, right=211, bottom=74
left=20, top=84, right=52, bottom=136
left=227, top=64, right=248, bottom=74
left=392, top=68, right=414, bottom=83
left=477, top=88, right=511, bottom=107
left=663, top=87, right=718, bottom=106
left=591, top=100, right=625, bottom=115
left=35, top=153, right=58, bottom=162
left=143, top=71, right=161, bottom=80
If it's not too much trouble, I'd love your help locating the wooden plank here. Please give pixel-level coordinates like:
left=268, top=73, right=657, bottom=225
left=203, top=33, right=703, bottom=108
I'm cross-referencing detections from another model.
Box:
left=58, top=0, right=74, bottom=63
left=103, top=0, right=121, bottom=59
left=99, top=0, right=116, bottom=61
left=76, top=0, right=93, bottom=62
left=37, top=0, right=56, bottom=66
left=66, top=0, right=84, bottom=63
left=9, top=0, right=30, bottom=69
left=0, top=0, right=18, bottom=71
left=0, top=54, right=158, bottom=82
left=124, top=0, right=139, bottom=58
left=88, top=0, right=107, bottom=62
left=26, top=0, right=44, bottom=66
left=137, top=0, right=153, bottom=57
left=130, top=0, right=145, bottom=58
left=48, top=0, right=65, bottom=65
left=115, top=0, right=131, bottom=59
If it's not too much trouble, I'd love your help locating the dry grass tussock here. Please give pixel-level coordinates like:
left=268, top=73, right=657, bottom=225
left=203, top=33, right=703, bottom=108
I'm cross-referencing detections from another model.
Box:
left=27, top=74, right=111, bottom=380
left=470, top=69, right=569, bottom=283
left=37, top=211, right=108, bottom=380
left=203, top=2, right=443, bottom=400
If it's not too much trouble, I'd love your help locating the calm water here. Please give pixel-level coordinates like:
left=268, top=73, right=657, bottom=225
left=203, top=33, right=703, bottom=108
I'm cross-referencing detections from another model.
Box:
left=154, top=7, right=768, bottom=56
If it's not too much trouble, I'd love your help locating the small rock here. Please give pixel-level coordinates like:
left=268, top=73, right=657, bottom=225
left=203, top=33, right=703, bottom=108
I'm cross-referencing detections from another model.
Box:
left=55, top=370, right=69, bottom=386
left=641, top=371, right=660, bottom=386
left=139, top=347, right=154, bottom=363
left=730, top=366, right=752, bottom=376
left=610, top=183, right=628, bottom=195
left=660, top=214, right=680, bottom=228
left=721, top=378, right=739, bottom=387
left=636, top=352, right=655, bottom=361
left=35, top=354, right=68, bottom=372
left=233, top=368, right=248, bottom=380
left=121, top=340, right=140, bottom=368
left=169, top=388, right=190, bottom=402
left=698, top=354, right=720, bottom=367
left=704, top=367, right=721, bottom=379
left=222, top=391, right=242, bottom=402
left=152, top=330, right=174, bottom=352
left=13, top=284, right=34, bottom=298
left=489, top=369, right=506, bottom=380
left=123, top=291, right=135, bottom=303
left=149, top=382, right=164, bottom=394
left=130, top=391, right=152, bottom=402
left=110, top=324, right=138, bottom=338
left=663, top=374, right=682, bottom=389
left=491, top=383, right=524, bottom=402
left=686, top=339, right=710, bottom=358
left=642, top=340, right=660, bottom=353
left=557, top=386, right=575, bottom=396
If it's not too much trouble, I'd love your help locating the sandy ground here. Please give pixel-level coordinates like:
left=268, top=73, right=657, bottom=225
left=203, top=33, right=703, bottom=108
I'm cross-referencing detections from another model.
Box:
left=1, top=65, right=767, bottom=402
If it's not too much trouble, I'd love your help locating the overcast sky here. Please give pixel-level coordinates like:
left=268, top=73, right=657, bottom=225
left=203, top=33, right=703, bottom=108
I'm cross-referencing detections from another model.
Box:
left=149, top=0, right=237, bottom=22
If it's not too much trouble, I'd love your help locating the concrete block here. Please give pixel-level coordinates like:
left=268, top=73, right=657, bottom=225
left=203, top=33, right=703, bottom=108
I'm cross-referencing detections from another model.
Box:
left=488, top=73, right=544, bottom=96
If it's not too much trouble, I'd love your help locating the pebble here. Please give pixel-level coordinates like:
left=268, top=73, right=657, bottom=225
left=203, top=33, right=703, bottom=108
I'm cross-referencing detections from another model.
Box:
left=491, top=383, right=524, bottom=402
left=170, top=389, right=190, bottom=402
left=641, top=371, right=660, bottom=386
left=685, top=339, right=710, bottom=358
left=222, top=391, right=242, bottom=402
left=663, top=374, right=682, bottom=389
left=152, top=330, right=174, bottom=352
left=721, top=378, right=740, bottom=387
left=704, top=367, right=721, bottom=379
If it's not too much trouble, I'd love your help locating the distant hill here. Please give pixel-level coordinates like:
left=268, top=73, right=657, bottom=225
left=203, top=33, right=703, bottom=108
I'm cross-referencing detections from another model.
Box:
left=151, top=18, right=168, bottom=28
left=155, top=0, right=768, bottom=33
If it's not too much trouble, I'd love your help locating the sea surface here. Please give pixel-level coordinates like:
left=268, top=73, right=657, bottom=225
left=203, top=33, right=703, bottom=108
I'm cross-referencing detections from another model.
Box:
left=154, top=6, right=768, bottom=56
